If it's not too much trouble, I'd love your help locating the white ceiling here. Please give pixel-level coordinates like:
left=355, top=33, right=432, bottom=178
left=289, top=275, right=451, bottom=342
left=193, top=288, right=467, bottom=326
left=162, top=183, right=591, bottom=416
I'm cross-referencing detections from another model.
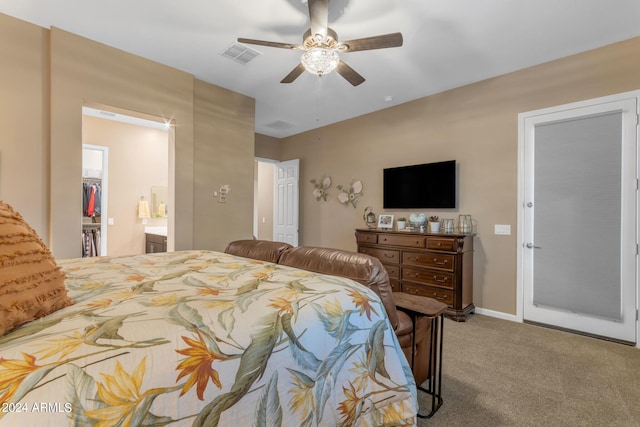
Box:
left=2, top=0, right=640, bottom=138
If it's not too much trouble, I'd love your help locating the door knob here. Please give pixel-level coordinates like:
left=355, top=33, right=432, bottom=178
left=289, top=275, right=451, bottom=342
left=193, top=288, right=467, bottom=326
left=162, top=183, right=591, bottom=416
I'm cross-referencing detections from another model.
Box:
left=526, top=243, right=541, bottom=249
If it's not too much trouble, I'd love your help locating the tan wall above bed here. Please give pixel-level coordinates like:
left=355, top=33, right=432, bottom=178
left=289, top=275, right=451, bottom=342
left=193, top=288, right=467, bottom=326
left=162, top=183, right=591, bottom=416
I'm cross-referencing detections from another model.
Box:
left=0, top=14, right=50, bottom=239
left=279, top=36, right=640, bottom=317
left=0, top=13, right=256, bottom=258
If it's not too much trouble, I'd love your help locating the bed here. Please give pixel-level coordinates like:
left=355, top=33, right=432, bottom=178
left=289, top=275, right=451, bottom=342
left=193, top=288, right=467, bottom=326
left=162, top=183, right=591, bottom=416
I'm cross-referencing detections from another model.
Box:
left=0, top=249, right=418, bottom=426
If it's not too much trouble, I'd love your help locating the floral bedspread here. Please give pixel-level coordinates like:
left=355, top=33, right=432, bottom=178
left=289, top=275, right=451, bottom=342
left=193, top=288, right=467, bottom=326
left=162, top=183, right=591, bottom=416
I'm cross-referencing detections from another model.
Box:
left=0, top=250, right=417, bottom=426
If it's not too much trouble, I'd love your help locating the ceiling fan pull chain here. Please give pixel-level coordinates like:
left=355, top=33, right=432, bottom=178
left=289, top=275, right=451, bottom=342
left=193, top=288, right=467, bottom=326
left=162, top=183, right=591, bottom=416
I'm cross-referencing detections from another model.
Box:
left=316, top=75, right=323, bottom=144
left=316, top=75, right=322, bottom=124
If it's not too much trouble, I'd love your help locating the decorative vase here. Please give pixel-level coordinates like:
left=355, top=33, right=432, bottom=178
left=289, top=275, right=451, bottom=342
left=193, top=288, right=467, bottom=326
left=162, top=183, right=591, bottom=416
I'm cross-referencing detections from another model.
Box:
left=409, top=213, right=426, bottom=228
left=442, top=218, right=455, bottom=233
left=430, top=221, right=441, bottom=233
left=458, top=214, right=472, bottom=233
left=397, top=220, right=406, bottom=230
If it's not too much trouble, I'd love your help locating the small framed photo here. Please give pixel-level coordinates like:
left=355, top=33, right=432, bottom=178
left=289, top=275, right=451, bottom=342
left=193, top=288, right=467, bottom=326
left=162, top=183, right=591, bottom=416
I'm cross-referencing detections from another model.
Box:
left=378, top=214, right=394, bottom=229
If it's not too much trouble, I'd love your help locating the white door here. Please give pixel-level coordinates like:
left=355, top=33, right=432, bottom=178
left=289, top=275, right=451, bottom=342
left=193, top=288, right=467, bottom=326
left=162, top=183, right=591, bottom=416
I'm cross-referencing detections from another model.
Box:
left=519, top=94, right=638, bottom=344
left=273, top=159, right=299, bottom=246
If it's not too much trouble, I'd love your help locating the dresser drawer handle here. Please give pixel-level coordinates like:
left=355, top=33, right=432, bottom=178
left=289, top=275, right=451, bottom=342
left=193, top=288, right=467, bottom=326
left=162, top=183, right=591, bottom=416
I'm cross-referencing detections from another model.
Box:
left=437, top=242, right=442, bottom=247
left=433, top=258, right=448, bottom=265
left=432, top=293, right=447, bottom=301
left=384, top=253, right=396, bottom=259
left=433, top=276, right=448, bottom=283
left=409, top=256, right=420, bottom=262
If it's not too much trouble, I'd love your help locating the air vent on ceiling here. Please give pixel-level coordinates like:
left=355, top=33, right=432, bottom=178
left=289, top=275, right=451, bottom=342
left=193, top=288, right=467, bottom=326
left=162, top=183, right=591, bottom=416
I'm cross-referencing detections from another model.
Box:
left=221, top=42, right=261, bottom=65
left=264, top=120, right=295, bottom=130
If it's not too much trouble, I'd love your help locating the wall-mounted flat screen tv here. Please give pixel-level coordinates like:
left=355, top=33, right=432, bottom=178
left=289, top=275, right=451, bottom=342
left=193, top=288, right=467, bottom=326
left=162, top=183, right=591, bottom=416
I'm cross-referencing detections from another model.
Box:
left=383, top=160, right=456, bottom=209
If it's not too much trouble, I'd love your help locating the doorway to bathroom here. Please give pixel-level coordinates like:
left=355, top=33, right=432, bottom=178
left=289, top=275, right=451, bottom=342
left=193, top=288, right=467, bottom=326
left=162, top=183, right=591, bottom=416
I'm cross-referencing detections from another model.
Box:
left=82, top=106, right=172, bottom=256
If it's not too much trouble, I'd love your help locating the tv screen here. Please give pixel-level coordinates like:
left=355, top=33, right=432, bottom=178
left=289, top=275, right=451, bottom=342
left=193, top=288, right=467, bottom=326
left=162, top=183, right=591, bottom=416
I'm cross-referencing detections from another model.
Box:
left=383, top=160, right=456, bottom=209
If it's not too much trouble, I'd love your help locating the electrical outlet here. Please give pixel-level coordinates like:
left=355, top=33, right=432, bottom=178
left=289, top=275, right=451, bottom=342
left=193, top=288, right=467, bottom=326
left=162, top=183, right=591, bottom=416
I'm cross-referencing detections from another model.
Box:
left=494, top=224, right=511, bottom=235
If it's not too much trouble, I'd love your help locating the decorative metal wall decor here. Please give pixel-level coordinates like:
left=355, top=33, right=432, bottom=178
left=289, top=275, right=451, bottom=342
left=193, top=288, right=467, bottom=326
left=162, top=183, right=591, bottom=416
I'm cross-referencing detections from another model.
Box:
left=337, top=179, right=363, bottom=208
left=310, top=174, right=332, bottom=201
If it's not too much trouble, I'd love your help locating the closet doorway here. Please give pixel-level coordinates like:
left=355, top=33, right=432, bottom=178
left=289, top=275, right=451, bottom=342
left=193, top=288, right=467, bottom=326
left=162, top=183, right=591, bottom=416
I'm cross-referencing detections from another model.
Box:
left=82, top=144, right=108, bottom=256
left=82, top=106, right=171, bottom=257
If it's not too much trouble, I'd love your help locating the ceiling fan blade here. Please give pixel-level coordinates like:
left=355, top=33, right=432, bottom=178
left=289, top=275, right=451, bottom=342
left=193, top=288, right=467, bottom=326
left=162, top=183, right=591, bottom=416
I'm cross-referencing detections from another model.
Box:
left=281, top=63, right=307, bottom=84
left=237, top=38, right=302, bottom=50
left=340, top=32, right=403, bottom=52
left=336, top=60, right=365, bottom=86
left=308, top=0, right=329, bottom=39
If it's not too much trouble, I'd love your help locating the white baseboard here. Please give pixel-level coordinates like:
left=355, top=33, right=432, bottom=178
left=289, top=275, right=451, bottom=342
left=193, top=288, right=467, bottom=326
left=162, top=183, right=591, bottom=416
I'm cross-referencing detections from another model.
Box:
left=473, top=307, right=520, bottom=323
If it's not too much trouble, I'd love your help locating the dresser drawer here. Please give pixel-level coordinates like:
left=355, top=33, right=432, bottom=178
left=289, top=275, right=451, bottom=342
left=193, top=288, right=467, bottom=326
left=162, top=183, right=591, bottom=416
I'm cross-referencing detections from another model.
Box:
left=402, top=267, right=454, bottom=288
left=384, top=264, right=400, bottom=279
left=402, top=251, right=455, bottom=272
left=427, top=237, right=456, bottom=251
left=356, top=232, right=378, bottom=244
left=389, top=278, right=400, bottom=292
left=401, top=284, right=453, bottom=305
left=378, top=234, right=426, bottom=248
left=359, top=247, right=401, bottom=264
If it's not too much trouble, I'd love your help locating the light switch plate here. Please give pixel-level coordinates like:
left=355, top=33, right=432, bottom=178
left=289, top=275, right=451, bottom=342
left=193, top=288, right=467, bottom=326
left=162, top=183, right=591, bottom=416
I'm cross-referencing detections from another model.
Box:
left=494, top=224, right=511, bottom=235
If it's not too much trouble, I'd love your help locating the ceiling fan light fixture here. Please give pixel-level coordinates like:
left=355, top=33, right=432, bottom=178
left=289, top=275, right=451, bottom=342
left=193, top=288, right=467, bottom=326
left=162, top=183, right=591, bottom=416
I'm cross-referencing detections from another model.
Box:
left=301, top=47, right=339, bottom=76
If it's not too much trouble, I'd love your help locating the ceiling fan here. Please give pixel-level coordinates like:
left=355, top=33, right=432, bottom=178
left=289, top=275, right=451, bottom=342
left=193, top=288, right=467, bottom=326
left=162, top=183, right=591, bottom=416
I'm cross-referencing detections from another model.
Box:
left=237, top=0, right=403, bottom=86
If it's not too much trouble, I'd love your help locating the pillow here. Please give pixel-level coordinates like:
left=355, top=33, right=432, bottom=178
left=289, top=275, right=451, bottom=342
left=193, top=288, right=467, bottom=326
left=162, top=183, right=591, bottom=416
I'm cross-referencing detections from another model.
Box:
left=0, top=201, right=73, bottom=336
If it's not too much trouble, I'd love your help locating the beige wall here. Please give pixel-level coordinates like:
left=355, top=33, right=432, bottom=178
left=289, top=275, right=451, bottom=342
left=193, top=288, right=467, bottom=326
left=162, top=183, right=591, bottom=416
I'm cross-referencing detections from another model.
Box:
left=255, top=133, right=282, bottom=160
left=0, top=13, right=256, bottom=258
left=193, top=79, right=256, bottom=250
left=82, top=115, right=168, bottom=256
left=0, top=14, right=49, bottom=238
left=280, top=36, right=640, bottom=316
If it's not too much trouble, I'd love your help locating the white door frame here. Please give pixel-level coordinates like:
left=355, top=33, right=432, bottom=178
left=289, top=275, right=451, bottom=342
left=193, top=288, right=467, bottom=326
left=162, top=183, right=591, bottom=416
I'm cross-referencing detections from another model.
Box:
left=516, top=90, right=639, bottom=348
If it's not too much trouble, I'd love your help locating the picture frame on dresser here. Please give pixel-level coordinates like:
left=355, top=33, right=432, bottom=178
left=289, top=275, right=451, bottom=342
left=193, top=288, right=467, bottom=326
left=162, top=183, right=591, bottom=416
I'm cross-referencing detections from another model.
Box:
left=377, top=214, right=394, bottom=229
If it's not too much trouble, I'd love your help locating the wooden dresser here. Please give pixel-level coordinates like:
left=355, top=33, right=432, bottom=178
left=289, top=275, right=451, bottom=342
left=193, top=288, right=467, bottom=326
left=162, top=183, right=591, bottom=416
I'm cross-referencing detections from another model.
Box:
left=355, top=228, right=474, bottom=321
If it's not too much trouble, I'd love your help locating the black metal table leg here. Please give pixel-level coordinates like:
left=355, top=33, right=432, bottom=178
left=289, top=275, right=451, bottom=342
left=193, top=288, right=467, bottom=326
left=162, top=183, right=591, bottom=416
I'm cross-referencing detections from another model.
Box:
left=392, top=292, right=447, bottom=420
left=417, top=312, right=444, bottom=418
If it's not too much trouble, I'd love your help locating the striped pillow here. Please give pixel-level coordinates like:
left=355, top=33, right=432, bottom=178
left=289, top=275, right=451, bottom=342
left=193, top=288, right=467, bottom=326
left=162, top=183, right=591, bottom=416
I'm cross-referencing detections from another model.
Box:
left=0, top=201, right=73, bottom=336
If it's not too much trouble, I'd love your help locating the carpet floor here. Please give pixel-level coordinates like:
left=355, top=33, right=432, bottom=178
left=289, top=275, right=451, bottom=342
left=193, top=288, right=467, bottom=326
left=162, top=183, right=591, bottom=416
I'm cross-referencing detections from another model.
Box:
left=416, top=314, right=640, bottom=426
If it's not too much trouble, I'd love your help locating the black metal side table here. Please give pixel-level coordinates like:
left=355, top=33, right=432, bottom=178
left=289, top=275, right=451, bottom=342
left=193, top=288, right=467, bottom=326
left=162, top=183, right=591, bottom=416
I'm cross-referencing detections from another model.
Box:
left=393, top=292, right=447, bottom=418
